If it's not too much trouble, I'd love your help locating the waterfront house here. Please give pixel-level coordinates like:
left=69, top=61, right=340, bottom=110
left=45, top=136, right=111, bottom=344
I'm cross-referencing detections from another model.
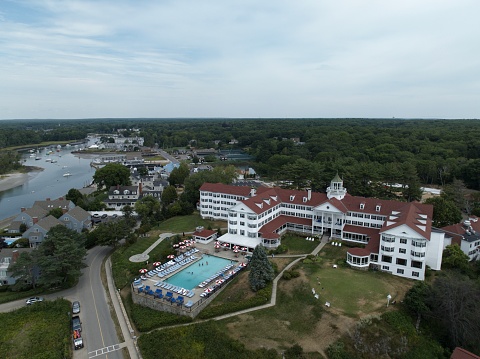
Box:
left=23, top=215, right=63, bottom=248
left=104, top=184, right=141, bottom=210
left=59, top=206, right=92, bottom=232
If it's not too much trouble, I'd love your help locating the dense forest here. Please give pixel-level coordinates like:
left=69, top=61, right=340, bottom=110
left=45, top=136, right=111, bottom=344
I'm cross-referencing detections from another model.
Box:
left=2, top=118, right=480, bottom=196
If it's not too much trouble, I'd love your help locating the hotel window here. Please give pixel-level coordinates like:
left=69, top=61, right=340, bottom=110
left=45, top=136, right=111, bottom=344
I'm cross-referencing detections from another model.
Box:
left=411, top=261, right=423, bottom=269
left=397, top=269, right=404, bottom=274
left=360, top=203, right=365, bottom=209
left=399, top=248, right=406, bottom=254
left=400, top=238, right=407, bottom=244
left=396, top=258, right=407, bottom=266
left=381, top=255, right=392, bottom=263
left=382, top=265, right=390, bottom=270
left=412, top=271, right=420, bottom=277
left=376, top=205, right=381, bottom=212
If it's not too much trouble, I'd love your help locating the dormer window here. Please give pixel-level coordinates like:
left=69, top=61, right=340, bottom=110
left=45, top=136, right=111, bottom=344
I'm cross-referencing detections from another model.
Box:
left=360, top=203, right=365, bottom=210
left=376, top=205, right=381, bottom=212
left=123, top=190, right=130, bottom=195
left=114, top=190, right=120, bottom=194
left=303, top=197, right=307, bottom=202
left=290, top=195, right=295, bottom=201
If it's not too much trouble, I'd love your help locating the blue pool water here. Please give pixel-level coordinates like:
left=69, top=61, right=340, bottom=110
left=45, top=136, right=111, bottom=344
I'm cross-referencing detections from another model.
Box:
left=165, top=255, right=233, bottom=290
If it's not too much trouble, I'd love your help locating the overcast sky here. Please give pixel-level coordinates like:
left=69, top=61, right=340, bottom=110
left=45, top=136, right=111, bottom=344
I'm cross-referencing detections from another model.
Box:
left=0, top=0, right=479, bottom=120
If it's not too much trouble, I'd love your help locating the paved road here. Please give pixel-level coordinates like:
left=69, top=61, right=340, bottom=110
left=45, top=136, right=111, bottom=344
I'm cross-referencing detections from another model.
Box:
left=0, top=246, right=125, bottom=359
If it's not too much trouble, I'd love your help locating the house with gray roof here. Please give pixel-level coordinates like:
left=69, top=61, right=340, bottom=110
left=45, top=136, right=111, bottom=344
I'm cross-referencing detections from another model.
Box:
left=7, top=205, right=48, bottom=234
left=32, top=197, right=75, bottom=212
left=59, top=206, right=92, bottom=232
left=0, top=248, right=34, bottom=285
left=103, top=185, right=141, bottom=210
left=23, top=215, right=64, bottom=248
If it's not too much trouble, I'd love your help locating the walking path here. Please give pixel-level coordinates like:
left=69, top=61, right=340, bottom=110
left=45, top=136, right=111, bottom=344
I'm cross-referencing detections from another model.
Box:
left=105, top=257, right=141, bottom=359
left=129, top=233, right=174, bottom=263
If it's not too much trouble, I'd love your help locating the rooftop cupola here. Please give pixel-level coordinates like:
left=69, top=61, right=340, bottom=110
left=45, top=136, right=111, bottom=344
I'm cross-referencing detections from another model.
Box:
left=327, top=173, right=347, bottom=200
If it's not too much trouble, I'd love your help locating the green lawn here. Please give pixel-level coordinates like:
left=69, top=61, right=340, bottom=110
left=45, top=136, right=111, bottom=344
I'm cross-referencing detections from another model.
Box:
left=156, top=213, right=225, bottom=233
left=281, top=234, right=320, bottom=254
left=0, top=299, right=71, bottom=358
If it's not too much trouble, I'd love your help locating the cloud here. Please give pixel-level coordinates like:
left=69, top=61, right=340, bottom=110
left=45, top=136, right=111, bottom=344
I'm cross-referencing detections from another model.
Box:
left=0, top=0, right=479, bottom=119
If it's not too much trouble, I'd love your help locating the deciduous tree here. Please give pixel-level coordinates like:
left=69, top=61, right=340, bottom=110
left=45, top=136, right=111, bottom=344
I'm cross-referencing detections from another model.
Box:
left=93, top=162, right=131, bottom=190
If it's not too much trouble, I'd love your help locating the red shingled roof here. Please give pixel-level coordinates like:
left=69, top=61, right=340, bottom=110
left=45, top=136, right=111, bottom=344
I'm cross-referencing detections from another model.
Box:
left=347, top=247, right=371, bottom=257
left=200, top=183, right=252, bottom=197
left=259, top=215, right=312, bottom=237
left=451, top=347, right=480, bottom=359
left=193, top=228, right=217, bottom=238
left=382, top=202, right=432, bottom=239
left=241, top=187, right=328, bottom=215
left=343, top=225, right=381, bottom=255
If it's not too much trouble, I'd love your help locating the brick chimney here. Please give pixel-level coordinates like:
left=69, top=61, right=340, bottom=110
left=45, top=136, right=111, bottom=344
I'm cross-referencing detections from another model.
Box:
left=139, top=182, right=142, bottom=195
left=59, top=197, right=64, bottom=200
left=33, top=217, right=38, bottom=224
left=21, top=207, right=26, bottom=212
left=62, top=208, right=68, bottom=214
left=12, top=250, right=20, bottom=263
left=46, top=198, right=50, bottom=201
left=250, top=187, right=256, bottom=197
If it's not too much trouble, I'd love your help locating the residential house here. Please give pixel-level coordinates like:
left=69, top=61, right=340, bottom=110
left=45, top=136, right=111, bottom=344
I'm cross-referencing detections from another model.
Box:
left=59, top=206, right=92, bottom=232
left=441, top=218, right=480, bottom=261
left=7, top=206, right=48, bottom=234
left=23, top=215, right=64, bottom=248
left=0, top=248, right=33, bottom=285
left=103, top=185, right=141, bottom=210
left=32, top=197, right=75, bottom=213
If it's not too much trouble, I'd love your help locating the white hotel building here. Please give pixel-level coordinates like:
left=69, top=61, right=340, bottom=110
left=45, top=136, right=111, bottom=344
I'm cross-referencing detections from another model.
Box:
left=199, top=175, right=454, bottom=281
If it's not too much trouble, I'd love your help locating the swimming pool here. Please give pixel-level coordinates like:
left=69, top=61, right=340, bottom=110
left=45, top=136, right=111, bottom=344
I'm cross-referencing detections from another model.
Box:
left=165, top=255, right=233, bottom=290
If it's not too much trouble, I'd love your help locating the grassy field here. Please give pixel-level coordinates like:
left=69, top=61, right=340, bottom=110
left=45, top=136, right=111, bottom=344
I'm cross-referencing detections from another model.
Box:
left=210, top=247, right=414, bottom=355
left=0, top=299, right=71, bottom=358
left=156, top=213, right=225, bottom=233
left=280, top=234, right=320, bottom=254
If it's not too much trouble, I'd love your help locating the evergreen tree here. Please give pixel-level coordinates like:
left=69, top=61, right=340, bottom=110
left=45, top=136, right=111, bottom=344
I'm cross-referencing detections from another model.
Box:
left=248, top=245, right=274, bottom=292
left=35, top=225, right=87, bottom=288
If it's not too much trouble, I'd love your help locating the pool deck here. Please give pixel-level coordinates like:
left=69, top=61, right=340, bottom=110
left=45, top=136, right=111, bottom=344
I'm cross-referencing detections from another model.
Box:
left=134, top=240, right=250, bottom=306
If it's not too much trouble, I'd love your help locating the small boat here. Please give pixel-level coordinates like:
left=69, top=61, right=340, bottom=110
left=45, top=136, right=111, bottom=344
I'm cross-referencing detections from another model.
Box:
left=45, top=158, right=52, bottom=162
left=35, top=157, right=41, bottom=160
left=63, top=172, right=72, bottom=177
left=51, top=159, right=57, bottom=163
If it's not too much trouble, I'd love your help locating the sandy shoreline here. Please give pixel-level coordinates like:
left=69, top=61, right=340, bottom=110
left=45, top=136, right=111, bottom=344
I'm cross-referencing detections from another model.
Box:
left=0, top=172, right=32, bottom=192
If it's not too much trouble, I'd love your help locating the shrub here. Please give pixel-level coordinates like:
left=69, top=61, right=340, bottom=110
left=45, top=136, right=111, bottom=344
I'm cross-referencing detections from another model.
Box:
left=282, top=269, right=300, bottom=280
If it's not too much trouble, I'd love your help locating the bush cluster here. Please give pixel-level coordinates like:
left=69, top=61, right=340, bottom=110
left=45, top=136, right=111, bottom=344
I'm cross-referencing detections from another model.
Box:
left=282, top=269, right=300, bottom=280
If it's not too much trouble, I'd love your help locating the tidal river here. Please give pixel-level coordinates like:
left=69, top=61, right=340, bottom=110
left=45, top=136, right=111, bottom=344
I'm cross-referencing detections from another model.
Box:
left=0, top=147, right=97, bottom=221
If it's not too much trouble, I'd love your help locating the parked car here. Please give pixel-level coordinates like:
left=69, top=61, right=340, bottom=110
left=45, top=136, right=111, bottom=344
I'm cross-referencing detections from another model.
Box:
left=112, top=214, right=118, bottom=218
left=72, top=301, right=80, bottom=314
left=72, top=315, right=82, bottom=332
left=101, top=214, right=108, bottom=219
left=73, top=330, right=84, bottom=350
left=92, top=213, right=100, bottom=218
left=26, top=296, right=44, bottom=305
